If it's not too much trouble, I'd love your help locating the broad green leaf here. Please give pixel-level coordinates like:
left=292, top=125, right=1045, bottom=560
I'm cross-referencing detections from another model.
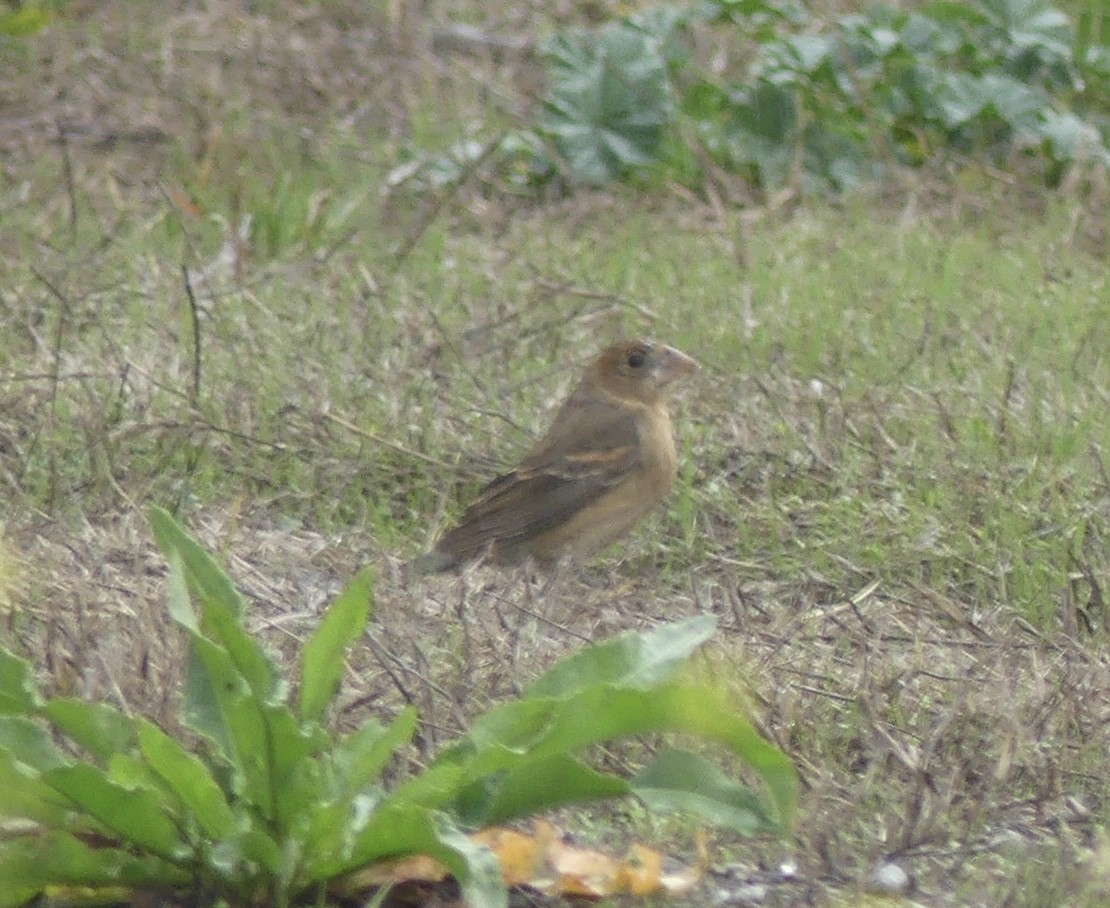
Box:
left=137, top=718, right=238, bottom=840
left=151, top=507, right=281, bottom=702
left=210, top=825, right=285, bottom=876
left=428, top=811, right=507, bottom=908
left=454, top=753, right=629, bottom=827
left=0, top=647, right=41, bottom=715
left=164, top=545, right=200, bottom=633
left=299, top=567, right=374, bottom=723
left=385, top=759, right=469, bottom=812
left=331, top=708, right=419, bottom=794
left=150, top=507, right=246, bottom=617
left=178, top=630, right=324, bottom=821
left=457, top=680, right=797, bottom=830
left=194, top=587, right=284, bottom=704
left=1034, top=110, right=1110, bottom=164
left=0, top=831, right=184, bottom=907
left=633, top=748, right=777, bottom=834
left=0, top=716, right=69, bottom=770
left=441, top=697, right=560, bottom=756
left=42, top=764, right=187, bottom=861
left=176, top=630, right=263, bottom=806
left=42, top=699, right=137, bottom=762
left=782, top=33, right=834, bottom=74
left=0, top=749, right=71, bottom=826
left=262, top=704, right=329, bottom=829
left=108, top=751, right=165, bottom=792
left=316, top=802, right=505, bottom=908
left=938, top=72, right=989, bottom=125
left=302, top=788, right=385, bottom=870
left=542, top=21, right=674, bottom=184
left=526, top=614, right=716, bottom=697
left=979, top=72, right=1043, bottom=128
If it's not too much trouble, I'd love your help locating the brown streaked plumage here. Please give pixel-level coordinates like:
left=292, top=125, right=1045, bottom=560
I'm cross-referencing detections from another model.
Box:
left=412, top=339, right=698, bottom=574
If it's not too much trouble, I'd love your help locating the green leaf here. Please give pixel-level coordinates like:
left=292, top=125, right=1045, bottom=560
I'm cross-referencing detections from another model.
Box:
left=938, top=72, right=990, bottom=125
left=782, top=33, right=834, bottom=74
left=542, top=21, right=675, bottom=184
left=526, top=614, right=717, bottom=697
left=395, top=620, right=796, bottom=831
left=316, top=802, right=505, bottom=907
left=0, top=749, right=71, bottom=826
left=0, top=716, right=69, bottom=770
left=331, top=707, right=418, bottom=794
left=1034, top=110, right=1110, bottom=164
left=42, top=699, right=138, bottom=762
left=177, top=626, right=326, bottom=822
left=0, top=647, right=41, bottom=715
left=150, top=507, right=247, bottom=618
left=108, top=751, right=165, bottom=791
left=137, top=718, right=239, bottom=840
left=455, top=753, right=629, bottom=827
left=633, top=748, right=777, bottom=834
left=454, top=679, right=797, bottom=830
left=42, top=764, right=187, bottom=861
left=428, top=811, right=507, bottom=908
left=299, top=567, right=374, bottom=723
left=0, top=831, right=185, bottom=907
left=151, top=507, right=281, bottom=702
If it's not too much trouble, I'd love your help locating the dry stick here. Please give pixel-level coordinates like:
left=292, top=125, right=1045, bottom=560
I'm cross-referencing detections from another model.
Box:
left=30, top=268, right=72, bottom=514
left=177, top=265, right=209, bottom=511
left=391, top=134, right=504, bottom=268
left=56, top=120, right=78, bottom=242
left=180, top=265, right=203, bottom=407
left=321, top=410, right=452, bottom=469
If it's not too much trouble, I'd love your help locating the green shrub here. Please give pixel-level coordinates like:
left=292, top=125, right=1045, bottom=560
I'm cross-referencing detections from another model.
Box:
left=0, top=507, right=796, bottom=907
left=405, top=0, right=1108, bottom=194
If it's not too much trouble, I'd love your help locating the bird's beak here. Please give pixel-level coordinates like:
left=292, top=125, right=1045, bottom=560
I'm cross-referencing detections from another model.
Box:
left=657, top=345, right=699, bottom=384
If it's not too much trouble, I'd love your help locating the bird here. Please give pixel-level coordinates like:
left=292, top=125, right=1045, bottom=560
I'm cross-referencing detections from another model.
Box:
left=411, top=339, right=698, bottom=574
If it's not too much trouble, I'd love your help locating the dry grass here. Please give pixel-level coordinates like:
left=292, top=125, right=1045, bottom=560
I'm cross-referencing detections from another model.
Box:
left=2, top=2, right=1109, bottom=906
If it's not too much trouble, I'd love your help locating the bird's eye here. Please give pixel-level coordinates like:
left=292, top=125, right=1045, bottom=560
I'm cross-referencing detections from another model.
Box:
left=627, top=350, right=646, bottom=368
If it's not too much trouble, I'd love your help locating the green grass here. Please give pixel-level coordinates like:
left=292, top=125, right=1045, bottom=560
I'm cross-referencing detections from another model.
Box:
left=6, top=163, right=1107, bottom=617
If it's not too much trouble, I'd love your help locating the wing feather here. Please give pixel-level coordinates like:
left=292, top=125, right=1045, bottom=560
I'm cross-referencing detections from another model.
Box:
left=432, top=395, right=643, bottom=564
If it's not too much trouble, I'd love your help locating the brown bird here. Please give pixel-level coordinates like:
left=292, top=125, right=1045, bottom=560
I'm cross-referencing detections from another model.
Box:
left=412, top=339, right=698, bottom=574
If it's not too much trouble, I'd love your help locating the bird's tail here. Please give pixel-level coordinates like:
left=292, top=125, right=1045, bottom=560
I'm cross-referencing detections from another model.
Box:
left=404, top=548, right=454, bottom=577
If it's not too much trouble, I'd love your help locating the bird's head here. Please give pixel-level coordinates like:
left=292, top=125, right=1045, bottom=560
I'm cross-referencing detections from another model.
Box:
left=587, top=340, right=699, bottom=405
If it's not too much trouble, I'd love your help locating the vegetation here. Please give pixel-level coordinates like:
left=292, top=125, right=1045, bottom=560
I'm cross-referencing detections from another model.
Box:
left=0, top=1, right=1108, bottom=906
left=0, top=509, right=794, bottom=906
left=408, top=0, right=1110, bottom=191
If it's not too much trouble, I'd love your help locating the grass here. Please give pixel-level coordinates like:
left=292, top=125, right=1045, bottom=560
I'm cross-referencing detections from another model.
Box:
left=2, top=2, right=1109, bottom=906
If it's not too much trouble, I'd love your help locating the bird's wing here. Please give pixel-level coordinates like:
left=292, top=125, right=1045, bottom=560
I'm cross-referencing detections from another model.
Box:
left=434, top=395, right=643, bottom=559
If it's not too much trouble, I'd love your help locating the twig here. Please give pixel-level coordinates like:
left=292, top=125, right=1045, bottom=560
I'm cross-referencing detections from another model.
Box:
left=56, top=120, right=78, bottom=241
left=321, top=410, right=453, bottom=469
left=181, top=265, right=202, bottom=406
left=30, top=267, right=72, bottom=513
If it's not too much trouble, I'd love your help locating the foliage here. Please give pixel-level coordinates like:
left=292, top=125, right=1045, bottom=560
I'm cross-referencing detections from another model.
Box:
left=424, top=0, right=1108, bottom=193
left=0, top=5, right=52, bottom=38
left=0, top=507, right=796, bottom=907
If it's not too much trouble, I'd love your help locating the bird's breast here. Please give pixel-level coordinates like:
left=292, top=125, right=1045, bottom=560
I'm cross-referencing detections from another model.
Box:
left=528, top=404, right=679, bottom=562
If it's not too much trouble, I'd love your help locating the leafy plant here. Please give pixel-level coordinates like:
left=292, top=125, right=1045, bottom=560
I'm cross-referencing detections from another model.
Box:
left=0, top=507, right=796, bottom=907
left=399, top=0, right=1107, bottom=193
left=541, top=9, right=686, bottom=184
left=698, top=0, right=1110, bottom=189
